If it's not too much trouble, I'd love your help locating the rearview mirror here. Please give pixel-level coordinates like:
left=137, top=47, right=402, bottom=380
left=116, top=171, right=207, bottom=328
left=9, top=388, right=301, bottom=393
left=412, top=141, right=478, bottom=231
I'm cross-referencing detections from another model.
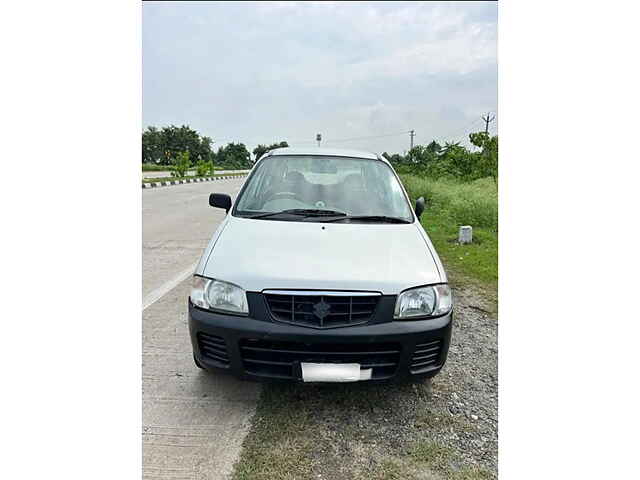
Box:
left=209, top=193, right=232, bottom=213
left=415, top=197, right=425, bottom=218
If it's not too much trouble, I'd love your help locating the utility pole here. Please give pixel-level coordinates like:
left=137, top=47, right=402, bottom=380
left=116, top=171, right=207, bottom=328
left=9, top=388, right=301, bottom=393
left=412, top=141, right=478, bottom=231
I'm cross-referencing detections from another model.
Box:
left=409, top=130, right=415, bottom=149
left=482, top=112, right=495, bottom=134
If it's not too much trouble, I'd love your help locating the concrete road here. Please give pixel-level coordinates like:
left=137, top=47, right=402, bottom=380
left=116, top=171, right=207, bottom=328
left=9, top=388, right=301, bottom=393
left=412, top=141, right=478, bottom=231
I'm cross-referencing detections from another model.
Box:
left=142, top=169, right=250, bottom=179
left=142, top=178, right=260, bottom=480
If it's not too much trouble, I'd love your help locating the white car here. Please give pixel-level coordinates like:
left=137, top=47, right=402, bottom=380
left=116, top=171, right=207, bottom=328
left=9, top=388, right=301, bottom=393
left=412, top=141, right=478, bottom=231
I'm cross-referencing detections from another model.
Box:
left=189, top=147, right=452, bottom=383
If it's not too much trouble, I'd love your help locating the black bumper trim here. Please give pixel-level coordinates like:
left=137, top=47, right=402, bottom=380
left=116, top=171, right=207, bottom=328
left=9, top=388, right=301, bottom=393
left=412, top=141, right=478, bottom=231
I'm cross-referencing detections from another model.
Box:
left=188, top=300, right=453, bottom=382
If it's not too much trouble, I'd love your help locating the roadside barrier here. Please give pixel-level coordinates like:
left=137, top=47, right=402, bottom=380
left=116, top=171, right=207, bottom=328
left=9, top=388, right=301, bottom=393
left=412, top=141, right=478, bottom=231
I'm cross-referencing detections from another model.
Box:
left=142, top=174, right=248, bottom=189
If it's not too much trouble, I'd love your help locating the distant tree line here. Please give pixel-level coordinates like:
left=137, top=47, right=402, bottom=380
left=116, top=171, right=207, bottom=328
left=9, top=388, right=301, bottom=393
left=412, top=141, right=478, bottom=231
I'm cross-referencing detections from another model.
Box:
left=252, top=141, right=289, bottom=161
left=142, top=124, right=497, bottom=181
left=143, top=125, right=284, bottom=170
left=383, top=132, right=498, bottom=183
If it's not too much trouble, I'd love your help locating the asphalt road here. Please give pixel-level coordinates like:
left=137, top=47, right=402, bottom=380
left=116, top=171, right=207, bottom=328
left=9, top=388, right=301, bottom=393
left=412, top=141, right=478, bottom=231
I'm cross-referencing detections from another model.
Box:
left=142, top=178, right=260, bottom=480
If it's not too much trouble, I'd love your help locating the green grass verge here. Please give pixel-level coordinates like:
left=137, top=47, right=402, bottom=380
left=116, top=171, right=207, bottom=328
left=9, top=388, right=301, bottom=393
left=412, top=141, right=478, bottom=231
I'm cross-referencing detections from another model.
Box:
left=141, top=173, right=241, bottom=184
left=142, top=164, right=241, bottom=172
left=142, top=164, right=173, bottom=171
left=400, top=175, right=498, bottom=287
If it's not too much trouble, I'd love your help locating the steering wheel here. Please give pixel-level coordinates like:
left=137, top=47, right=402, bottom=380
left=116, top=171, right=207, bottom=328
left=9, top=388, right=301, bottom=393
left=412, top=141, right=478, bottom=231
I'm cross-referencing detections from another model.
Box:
left=265, top=191, right=297, bottom=202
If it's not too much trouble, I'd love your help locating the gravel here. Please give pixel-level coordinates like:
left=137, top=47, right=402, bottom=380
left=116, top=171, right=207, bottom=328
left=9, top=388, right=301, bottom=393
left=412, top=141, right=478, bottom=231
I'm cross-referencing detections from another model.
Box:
left=425, top=281, right=499, bottom=474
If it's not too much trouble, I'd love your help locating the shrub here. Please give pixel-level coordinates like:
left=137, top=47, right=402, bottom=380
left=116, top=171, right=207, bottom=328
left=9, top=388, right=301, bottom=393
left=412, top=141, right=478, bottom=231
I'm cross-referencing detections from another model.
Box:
left=195, top=159, right=212, bottom=177
left=170, top=151, right=190, bottom=178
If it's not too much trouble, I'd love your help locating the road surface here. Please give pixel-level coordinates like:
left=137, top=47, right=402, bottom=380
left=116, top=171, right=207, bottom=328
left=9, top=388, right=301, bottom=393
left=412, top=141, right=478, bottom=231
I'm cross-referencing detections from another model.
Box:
left=142, top=178, right=260, bottom=480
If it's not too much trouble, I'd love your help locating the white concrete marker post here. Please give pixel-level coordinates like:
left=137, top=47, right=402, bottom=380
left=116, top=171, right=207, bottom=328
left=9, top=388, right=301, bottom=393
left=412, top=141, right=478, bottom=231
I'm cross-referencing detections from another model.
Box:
left=459, top=225, right=473, bottom=244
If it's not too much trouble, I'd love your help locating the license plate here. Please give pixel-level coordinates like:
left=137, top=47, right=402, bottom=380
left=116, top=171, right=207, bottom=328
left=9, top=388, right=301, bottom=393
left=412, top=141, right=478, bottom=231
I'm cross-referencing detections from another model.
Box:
left=300, top=363, right=372, bottom=382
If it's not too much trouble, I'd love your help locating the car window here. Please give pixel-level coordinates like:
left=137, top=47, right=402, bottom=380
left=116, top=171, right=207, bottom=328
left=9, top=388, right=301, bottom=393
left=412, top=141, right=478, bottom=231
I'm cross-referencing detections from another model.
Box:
left=234, top=155, right=413, bottom=221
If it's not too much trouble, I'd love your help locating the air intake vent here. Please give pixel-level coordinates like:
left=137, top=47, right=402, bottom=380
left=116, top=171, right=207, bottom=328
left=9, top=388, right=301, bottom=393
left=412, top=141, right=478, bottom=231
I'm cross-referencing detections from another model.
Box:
left=264, top=292, right=380, bottom=328
left=410, top=339, right=442, bottom=373
left=197, top=333, right=230, bottom=366
left=240, top=339, right=401, bottom=380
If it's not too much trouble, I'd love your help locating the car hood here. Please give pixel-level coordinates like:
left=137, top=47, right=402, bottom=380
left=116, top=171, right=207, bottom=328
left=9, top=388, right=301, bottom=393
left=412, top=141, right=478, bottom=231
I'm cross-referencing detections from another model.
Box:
left=200, top=216, right=443, bottom=294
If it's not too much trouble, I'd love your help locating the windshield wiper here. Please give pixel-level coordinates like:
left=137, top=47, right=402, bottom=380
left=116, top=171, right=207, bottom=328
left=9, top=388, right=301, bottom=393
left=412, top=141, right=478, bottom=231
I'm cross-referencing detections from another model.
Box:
left=246, top=208, right=347, bottom=219
left=321, top=215, right=411, bottom=224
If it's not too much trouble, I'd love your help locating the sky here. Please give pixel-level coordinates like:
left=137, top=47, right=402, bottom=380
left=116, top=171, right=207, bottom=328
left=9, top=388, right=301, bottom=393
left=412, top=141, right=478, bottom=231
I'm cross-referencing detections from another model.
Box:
left=143, top=1, right=497, bottom=157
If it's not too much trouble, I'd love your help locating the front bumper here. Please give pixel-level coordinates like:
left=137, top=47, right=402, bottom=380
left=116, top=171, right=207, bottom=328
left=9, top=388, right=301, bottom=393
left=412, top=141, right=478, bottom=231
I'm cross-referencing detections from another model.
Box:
left=188, top=299, right=453, bottom=382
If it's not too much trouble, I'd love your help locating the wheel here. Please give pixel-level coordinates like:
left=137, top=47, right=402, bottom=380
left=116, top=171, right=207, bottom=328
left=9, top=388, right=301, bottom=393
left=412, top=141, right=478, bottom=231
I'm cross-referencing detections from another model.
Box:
left=193, top=354, right=205, bottom=369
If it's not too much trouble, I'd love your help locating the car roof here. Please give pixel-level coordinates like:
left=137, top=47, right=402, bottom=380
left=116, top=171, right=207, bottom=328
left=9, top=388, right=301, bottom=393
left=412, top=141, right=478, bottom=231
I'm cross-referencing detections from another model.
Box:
left=266, top=147, right=381, bottom=161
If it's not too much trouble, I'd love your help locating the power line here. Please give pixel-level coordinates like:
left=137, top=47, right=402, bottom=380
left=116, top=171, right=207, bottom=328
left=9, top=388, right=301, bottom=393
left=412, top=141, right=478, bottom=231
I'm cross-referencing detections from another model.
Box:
left=435, top=118, right=485, bottom=144
left=208, top=117, right=492, bottom=150
left=210, top=128, right=420, bottom=146
left=325, top=131, right=411, bottom=143
left=210, top=137, right=316, bottom=145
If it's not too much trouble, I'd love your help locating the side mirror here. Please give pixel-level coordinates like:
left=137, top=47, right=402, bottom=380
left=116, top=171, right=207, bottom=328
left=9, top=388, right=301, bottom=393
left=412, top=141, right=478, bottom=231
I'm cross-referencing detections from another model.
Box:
left=415, top=197, right=425, bottom=218
left=209, top=193, right=232, bottom=213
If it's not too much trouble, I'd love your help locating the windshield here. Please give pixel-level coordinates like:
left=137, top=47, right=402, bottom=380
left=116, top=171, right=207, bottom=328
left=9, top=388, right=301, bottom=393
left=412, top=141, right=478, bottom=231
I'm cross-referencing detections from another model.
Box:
left=234, top=155, right=413, bottom=222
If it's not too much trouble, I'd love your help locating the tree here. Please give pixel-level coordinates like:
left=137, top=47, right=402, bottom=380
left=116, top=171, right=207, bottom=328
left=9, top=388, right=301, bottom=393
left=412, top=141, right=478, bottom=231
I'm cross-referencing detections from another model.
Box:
left=160, top=125, right=201, bottom=165
left=141, top=125, right=215, bottom=166
left=433, top=142, right=476, bottom=179
left=252, top=141, right=289, bottom=162
left=382, top=152, right=405, bottom=165
left=470, top=132, right=498, bottom=183
left=142, top=126, right=163, bottom=164
left=426, top=140, right=441, bottom=155
left=199, top=136, right=215, bottom=164
left=217, top=142, right=252, bottom=169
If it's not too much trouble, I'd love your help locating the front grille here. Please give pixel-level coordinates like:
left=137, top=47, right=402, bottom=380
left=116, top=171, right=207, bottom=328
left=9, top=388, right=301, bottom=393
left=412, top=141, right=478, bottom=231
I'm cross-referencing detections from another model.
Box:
left=264, top=292, right=380, bottom=328
left=197, top=333, right=230, bottom=366
left=240, top=339, right=401, bottom=380
left=410, top=339, right=442, bottom=373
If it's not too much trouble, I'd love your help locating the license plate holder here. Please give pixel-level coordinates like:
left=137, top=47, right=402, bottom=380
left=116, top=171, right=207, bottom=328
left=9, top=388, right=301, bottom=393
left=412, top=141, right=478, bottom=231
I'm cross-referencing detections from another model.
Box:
left=300, top=362, right=372, bottom=382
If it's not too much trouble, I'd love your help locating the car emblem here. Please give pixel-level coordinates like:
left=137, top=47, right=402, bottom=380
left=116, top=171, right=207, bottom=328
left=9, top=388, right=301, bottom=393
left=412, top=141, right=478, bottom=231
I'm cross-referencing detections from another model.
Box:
left=313, top=299, right=331, bottom=320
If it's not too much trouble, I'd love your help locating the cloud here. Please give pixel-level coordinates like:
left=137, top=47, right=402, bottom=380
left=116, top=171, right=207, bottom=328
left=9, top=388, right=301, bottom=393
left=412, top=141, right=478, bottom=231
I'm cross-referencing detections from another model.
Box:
left=143, top=1, right=497, bottom=155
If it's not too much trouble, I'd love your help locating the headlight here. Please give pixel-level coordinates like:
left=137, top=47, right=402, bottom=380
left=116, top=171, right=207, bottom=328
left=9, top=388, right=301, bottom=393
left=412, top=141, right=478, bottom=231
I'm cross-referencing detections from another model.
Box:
left=394, top=284, right=452, bottom=319
left=190, top=276, right=248, bottom=315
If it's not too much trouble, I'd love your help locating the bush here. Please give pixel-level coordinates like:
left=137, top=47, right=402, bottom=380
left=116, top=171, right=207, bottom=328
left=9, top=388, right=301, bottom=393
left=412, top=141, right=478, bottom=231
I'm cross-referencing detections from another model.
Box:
left=195, top=159, right=213, bottom=177
left=170, top=151, right=190, bottom=178
left=388, top=134, right=498, bottom=184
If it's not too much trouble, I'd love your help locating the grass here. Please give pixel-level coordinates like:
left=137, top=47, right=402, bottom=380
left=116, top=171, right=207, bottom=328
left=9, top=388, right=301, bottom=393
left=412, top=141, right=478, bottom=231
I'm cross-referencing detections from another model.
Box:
left=400, top=175, right=498, bottom=287
left=232, top=381, right=425, bottom=480
left=405, top=441, right=493, bottom=480
left=142, top=164, right=173, bottom=171
left=142, top=163, right=243, bottom=171
left=141, top=173, right=243, bottom=184
left=231, top=386, right=317, bottom=480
